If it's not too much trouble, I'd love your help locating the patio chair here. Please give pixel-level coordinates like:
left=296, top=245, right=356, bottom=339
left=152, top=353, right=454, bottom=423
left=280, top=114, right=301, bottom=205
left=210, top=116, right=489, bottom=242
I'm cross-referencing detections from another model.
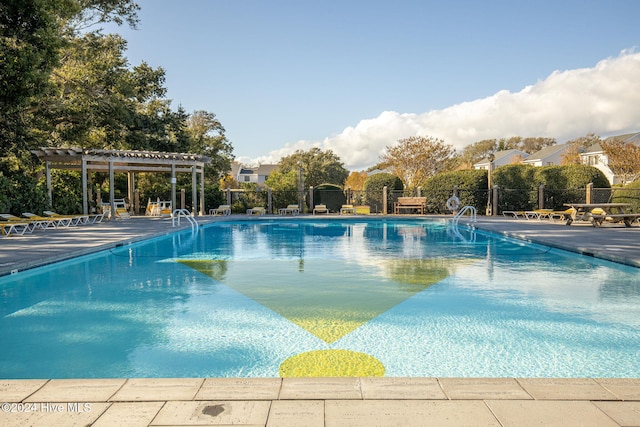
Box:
left=210, top=204, right=231, bottom=216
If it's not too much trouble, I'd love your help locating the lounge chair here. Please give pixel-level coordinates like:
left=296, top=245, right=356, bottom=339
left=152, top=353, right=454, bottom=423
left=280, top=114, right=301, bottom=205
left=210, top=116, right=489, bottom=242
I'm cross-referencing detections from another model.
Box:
left=313, top=204, right=329, bottom=215
left=246, top=207, right=266, bottom=215
left=340, top=204, right=356, bottom=215
left=0, top=221, right=30, bottom=236
left=210, top=205, right=231, bottom=216
left=23, top=212, right=71, bottom=228
left=0, top=213, right=50, bottom=231
left=43, top=210, right=90, bottom=226
left=0, top=214, right=36, bottom=233
left=278, top=204, right=300, bottom=215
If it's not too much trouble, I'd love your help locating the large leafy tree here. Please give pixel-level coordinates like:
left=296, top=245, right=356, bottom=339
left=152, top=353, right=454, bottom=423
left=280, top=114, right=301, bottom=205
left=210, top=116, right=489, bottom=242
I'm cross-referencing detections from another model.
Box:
left=277, top=147, right=349, bottom=187
left=1, top=0, right=141, bottom=158
left=0, top=0, right=65, bottom=158
left=186, top=110, right=233, bottom=176
left=380, top=135, right=456, bottom=190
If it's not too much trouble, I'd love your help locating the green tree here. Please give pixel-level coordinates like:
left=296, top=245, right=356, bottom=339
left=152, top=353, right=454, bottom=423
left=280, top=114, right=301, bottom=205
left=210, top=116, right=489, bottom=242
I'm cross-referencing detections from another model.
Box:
left=186, top=110, right=233, bottom=177
left=1, top=0, right=64, bottom=157
left=265, top=169, right=299, bottom=208
left=380, top=135, right=456, bottom=190
left=277, top=147, right=349, bottom=187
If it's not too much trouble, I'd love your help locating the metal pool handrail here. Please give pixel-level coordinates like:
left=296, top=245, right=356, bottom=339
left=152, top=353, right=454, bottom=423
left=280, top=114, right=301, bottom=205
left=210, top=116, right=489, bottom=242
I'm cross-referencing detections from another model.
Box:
left=172, top=209, right=198, bottom=230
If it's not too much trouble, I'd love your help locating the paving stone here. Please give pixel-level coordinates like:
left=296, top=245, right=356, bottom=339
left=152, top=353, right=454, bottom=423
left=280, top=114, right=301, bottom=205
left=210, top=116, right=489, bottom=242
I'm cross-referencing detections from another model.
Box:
left=486, top=400, right=620, bottom=427
left=360, top=377, right=447, bottom=400
left=594, top=401, right=640, bottom=426
left=0, top=401, right=110, bottom=427
left=266, top=400, right=324, bottom=427
left=110, top=378, right=204, bottom=401
left=279, top=378, right=362, bottom=400
left=91, top=402, right=164, bottom=426
left=325, top=400, right=501, bottom=427
left=517, top=378, right=619, bottom=400
left=439, top=378, right=532, bottom=400
left=150, top=400, right=271, bottom=426
left=0, top=380, right=47, bottom=402
left=25, top=379, right=125, bottom=402
left=596, top=378, right=640, bottom=400
left=196, top=378, right=282, bottom=400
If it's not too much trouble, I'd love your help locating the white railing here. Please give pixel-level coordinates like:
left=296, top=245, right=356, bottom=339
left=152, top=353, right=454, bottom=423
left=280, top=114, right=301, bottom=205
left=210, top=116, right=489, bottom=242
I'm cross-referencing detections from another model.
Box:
left=172, top=209, right=198, bottom=230
left=452, top=205, right=477, bottom=226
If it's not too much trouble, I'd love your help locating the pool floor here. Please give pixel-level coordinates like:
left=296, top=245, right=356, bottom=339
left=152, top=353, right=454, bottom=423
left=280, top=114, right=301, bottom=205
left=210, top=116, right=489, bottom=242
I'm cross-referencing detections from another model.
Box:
left=1, top=218, right=640, bottom=379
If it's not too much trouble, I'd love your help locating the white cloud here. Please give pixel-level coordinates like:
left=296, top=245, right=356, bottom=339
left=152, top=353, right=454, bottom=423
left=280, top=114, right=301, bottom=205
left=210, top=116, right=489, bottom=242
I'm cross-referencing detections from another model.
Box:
left=252, top=50, right=640, bottom=170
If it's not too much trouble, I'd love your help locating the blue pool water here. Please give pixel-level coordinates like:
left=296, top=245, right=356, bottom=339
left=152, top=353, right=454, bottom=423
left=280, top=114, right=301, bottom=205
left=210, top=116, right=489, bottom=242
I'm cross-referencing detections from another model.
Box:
left=1, top=218, right=639, bottom=378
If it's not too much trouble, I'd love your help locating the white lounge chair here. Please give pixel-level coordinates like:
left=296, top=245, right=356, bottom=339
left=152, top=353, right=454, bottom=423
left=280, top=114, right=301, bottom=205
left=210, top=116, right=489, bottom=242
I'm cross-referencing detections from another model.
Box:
left=210, top=205, right=231, bottom=215
left=313, top=204, right=329, bottom=215
left=246, top=207, right=266, bottom=215
left=278, top=204, right=300, bottom=215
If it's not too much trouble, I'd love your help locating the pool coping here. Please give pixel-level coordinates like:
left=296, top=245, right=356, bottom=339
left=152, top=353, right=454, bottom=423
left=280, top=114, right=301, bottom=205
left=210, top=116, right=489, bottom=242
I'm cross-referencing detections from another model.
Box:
left=1, top=377, right=638, bottom=425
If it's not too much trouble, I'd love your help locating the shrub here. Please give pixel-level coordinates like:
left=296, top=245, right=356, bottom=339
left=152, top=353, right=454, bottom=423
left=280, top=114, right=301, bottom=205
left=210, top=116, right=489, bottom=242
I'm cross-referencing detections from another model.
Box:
left=611, top=180, right=640, bottom=212
left=492, top=164, right=537, bottom=211
left=363, top=173, right=403, bottom=213
left=422, top=170, right=487, bottom=213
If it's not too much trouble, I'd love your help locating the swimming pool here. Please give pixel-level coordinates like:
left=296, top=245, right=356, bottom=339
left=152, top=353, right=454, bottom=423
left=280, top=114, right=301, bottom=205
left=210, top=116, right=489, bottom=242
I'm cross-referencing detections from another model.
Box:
left=1, top=218, right=639, bottom=378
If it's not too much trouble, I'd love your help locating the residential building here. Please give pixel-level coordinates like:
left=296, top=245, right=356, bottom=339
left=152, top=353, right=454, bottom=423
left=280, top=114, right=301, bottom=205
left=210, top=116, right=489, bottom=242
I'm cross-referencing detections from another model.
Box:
left=473, top=149, right=529, bottom=170
left=523, top=144, right=573, bottom=167
left=229, top=162, right=277, bottom=186
left=580, top=132, right=640, bottom=185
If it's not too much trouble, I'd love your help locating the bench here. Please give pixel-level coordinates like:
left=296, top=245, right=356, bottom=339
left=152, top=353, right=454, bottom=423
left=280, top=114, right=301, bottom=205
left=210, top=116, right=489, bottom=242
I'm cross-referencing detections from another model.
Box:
left=394, top=197, right=427, bottom=214
left=589, top=213, right=640, bottom=227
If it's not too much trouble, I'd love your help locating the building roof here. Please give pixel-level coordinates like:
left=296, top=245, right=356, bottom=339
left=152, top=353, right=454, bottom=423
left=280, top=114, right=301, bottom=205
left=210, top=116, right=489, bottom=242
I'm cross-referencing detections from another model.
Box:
left=474, top=149, right=529, bottom=167
left=524, top=144, right=570, bottom=162
left=583, top=131, right=640, bottom=154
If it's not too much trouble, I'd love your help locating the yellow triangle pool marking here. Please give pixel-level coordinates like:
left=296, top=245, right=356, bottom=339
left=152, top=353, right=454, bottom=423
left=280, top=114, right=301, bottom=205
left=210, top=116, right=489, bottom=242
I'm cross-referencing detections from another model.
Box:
left=178, top=258, right=476, bottom=344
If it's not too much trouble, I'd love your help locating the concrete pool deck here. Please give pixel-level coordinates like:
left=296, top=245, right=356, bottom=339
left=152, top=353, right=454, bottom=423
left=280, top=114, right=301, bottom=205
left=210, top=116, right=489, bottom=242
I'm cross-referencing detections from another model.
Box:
left=1, top=214, right=639, bottom=426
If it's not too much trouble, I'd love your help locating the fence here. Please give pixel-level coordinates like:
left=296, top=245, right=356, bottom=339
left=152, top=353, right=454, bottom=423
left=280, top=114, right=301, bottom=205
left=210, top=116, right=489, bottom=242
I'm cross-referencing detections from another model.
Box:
left=211, top=184, right=639, bottom=216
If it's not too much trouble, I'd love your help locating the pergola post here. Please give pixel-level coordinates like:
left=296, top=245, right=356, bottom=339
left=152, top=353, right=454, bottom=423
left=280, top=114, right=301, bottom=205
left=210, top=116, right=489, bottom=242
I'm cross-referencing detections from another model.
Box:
left=82, top=158, right=88, bottom=214
left=191, top=165, right=197, bottom=215
left=109, top=158, right=115, bottom=221
left=200, top=168, right=205, bottom=216
left=127, top=172, right=135, bottom=214
left=45, top=161, right=52, bottom=209
left=171, top=164, right=176, bottom=214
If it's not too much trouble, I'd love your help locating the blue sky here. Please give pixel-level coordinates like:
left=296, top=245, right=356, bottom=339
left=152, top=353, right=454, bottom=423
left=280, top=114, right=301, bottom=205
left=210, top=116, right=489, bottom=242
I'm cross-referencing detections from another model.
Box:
left=107, top=0, right=640, bottom=169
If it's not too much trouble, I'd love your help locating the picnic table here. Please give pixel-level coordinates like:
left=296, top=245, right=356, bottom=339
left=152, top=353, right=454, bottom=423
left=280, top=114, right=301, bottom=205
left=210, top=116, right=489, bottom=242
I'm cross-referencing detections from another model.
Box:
left=563, top=203, right=640, bottom=227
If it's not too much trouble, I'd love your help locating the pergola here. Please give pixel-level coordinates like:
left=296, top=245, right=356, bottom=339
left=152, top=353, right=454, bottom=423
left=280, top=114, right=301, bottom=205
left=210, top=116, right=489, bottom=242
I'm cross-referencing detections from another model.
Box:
left=31, top=147, right=210, bottom=218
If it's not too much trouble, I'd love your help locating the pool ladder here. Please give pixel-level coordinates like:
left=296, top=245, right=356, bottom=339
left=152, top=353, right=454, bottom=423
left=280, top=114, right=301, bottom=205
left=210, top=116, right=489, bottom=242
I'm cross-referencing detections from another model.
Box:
left=452, top=206, right=477, bottom=226
left=171, top=209, right=198, bottom=230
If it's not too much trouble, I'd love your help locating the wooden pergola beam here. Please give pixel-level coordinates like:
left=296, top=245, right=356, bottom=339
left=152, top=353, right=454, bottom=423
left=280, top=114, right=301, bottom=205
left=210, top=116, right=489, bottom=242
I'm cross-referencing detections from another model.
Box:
left=31, top=147, right=211, bottom=218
